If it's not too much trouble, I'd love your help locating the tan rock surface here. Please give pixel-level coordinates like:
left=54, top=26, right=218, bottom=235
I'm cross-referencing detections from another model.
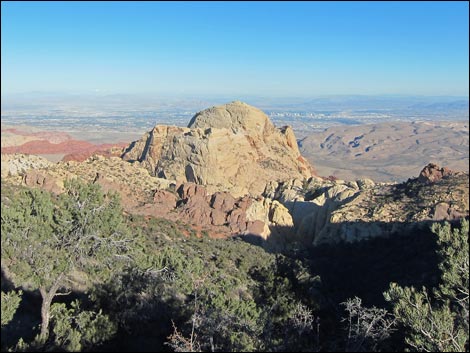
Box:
left=2, top=153, right=291, bottom=241
left=188, top=101, right=276, bottom=136
left=418, top=162, right=456, bottom=183
left=262, top=164, right=468, bottom=246
left=122, top=101, right=316, bottom=197
left=1, top=154, right=54, bottom=178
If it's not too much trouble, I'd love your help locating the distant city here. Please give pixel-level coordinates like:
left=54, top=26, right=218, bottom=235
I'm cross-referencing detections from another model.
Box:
left=1, top=94, right=468, bottom=139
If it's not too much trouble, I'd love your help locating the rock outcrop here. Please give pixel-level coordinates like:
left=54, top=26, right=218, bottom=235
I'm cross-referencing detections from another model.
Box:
left=417, top=162, right=457, bottom=183
left=61, top=144, right=127, bottom=162
left=173, top=182, right=293, bottom=239
left=263, top=164, right=469, bottom=245
left=2, top=153, right=292, bottom=241
left=1, top=127, right=128, bottom=163
left=187, top=101, right=276, bottom=136
left=4, top=118, right=467, bottom=249
left=1, top=154, right=54, bottom=178
left=122, top=101, right=315, bottom=197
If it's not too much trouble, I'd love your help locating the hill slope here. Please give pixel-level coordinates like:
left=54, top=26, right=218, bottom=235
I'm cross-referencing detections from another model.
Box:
left=299, top=121, right=469, bottom=181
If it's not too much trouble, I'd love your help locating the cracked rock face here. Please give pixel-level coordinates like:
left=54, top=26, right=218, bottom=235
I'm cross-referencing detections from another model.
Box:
left=187, top=100, right=276, bottom=136
left=121, top=101, right=316, bottom=197
left=1, top=154, right=53, bottom=178
left=263, top=165, right=468, bottom=246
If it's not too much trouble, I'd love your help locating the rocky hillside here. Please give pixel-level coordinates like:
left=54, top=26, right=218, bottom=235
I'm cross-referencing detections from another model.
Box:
left=1, top=126, right=128, bottom=163
left=1, top=154, right=53, bottom=178
left=264, top=163, right=469, bottom=245
left=1, top=103, right=468, bottom=249
left=121, top=101, right=315, bottom=197
left=3, top=148, right=467, bottom=248
left=299, top=121, right=469, bottom=182
left=1, top=154, right=294, bottom=243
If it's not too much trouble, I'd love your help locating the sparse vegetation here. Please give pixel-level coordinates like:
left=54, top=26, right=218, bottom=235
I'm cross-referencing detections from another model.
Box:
left=384, top=219, right=469, bottom=352
left=1, top=180, right=468, bottom=352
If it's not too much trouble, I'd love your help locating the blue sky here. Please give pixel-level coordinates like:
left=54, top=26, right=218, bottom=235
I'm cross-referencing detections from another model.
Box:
left=1, top=1, right=469, bottom=96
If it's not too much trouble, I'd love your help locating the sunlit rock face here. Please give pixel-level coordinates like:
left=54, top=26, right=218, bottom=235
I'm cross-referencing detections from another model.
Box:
left=122, top=101, right=316, bottom=197
left=262, top=164, right=469, bottom=246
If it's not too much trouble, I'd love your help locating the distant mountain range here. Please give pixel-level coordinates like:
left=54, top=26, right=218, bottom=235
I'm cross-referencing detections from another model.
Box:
left=2, top=93, right=468, bottom=115
left=407, top=100, right=469, bottom=111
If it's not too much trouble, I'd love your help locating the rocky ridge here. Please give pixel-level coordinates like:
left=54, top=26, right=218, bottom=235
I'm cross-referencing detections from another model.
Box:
left=1, top=154, right=54, bottom=178
left=1, top=154, right=293, bottom=241
left=263, top=163, right=469, bottom=245
left=122, top=101, right=315, bottom=197
left=1, top=126, right=128, bottom=163
left=1, top=102, right=468, bottom=247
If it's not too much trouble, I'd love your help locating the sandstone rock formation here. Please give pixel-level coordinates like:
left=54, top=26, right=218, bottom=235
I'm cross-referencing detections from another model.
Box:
left=187, top=101, right=276, bottom=135
left=1, top=128, right=71, bottom=147
left=1, top=154, right=54, bottom=178
left=1, top=126, right=128, bottom=163
left=1, top=153, right=292, bottom=241
left=2, top=155, right=173, bottom=207
left=61, top=144, right=127, bottom=162
left=2, top=139, right=96, bottom=155
left=263, top=164, right=469, bottom=246
left=174, top=182, right=293, bottom=239
left=122, top=101, right=315, bottom=197
left=417, top=162, right=457, bottom=183
left=4, top=115, right=467, bottom=249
